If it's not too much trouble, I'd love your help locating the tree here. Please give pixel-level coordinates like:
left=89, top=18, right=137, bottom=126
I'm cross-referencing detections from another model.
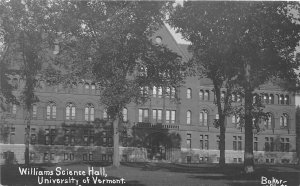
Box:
left=49, top=1, right=185, bottom=167
left=169, top=1, right=300, bottom=172
left=296, top=106, right=300, bottom=165
left=0, top=0, right=57, bottom=165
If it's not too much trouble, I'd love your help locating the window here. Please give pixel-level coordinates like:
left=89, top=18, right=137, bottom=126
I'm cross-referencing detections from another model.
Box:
left=263, top=94, right=268, bottom=104
left=138, top=108, right=149, bottom=122
left=199, top=90, right=204, bottom=100
left=102, top=131, right=113, bottom=147
left=186, top=110, right=191, bottom=125
left=285, top=95, right=289, bottom=105
left=123, top=108, right=128, bottom=122
left=264, top=113, right=272, bottom=129
left=152, top=86, right=157, bottom=97
left=233, top=136, right=242, bottom=151
left=200, top=135, right=209, bottom=150
left=32, top=104, right=37, bottom=119
left=204, top=90, right=209, bottom=101
left=171, top=87, right=176, bottom=99
left=187, top=134, right=191, bottom=149
left=157, top=87, right=162, bottom=98
left=152, top=109, right=162, bottom=123
left=269, top=94, right=274, bottom=104
left=231, top=93, right=236, bottom=102
left=237, top=94, right=241, bottom=102
left=166, top=110, right=176, bottom=124
left=280, top=138, right=289, bottom=152
left=280, top=95, right=285, bottom=104
left=12, top=104, right=17, bottom=115
left=199, top=110, right=208, bottom=126
left=50, top=153, right=55, bottom=160
left=10, top=126, right=15, bottom=144
left=165, top=87, right=171, bottom=98
left=253, top=136, right=258, bottom=151
left=232, top=115, right=240, bottom=127
left=85, top=83, right=90, bottom=90
left=187, top=88, right=192, bottom=99
left=46, top=102, right=56, bottom=120
left=216, top=135, right=220, bottom=150
left=140, top=86, right=149, bottom=97
left=85, top=103, right=94, bottom=121
left=265, top=137, right=274, bottom=152
left=66, top=103, right=76, bottom=120
left=121, top=130, right=128, bottom=147
left=44, top=153, right=49, bottom=161
left=64, top=129, right=75, bottom=146
left=89, top=153, right=93, bottom=161
left=30, top=128, right=37, bottom=145
left=70, top=153, right=74, bottom=160
left=280, top=114, right=288, bottom=128
left=103, top=109, right=108, bottom=120
left=83, top=130, right=94, bottom=146
left=91, top=83, right=96, bottom=91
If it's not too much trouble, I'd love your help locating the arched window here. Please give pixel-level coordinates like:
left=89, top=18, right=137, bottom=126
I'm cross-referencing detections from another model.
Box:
left=85, top=103, right=94, bottom=121
left=157, top=87, right=162, bottom=98
left=199, top=110, right=208, bottom=126
left=123, top=108, right=128, bottom=122
left=264, top=94, right=269, bottom=104
left=204, top=90, right=209, bottom=101
left=199, top=90, right=204, bottom=100
left=85, top=83, right=90, bottom=90
left=166, top=87, right=171, bottom=98
left=46, top=102, right=56, bottom=120
left=66, top=102, right=76, bottom=120
left=12, top=104, right=17, bottom=115
left=285, top=95, right=289, bottom=105
left=280, top=95, right=284, bottom=104
left=91, top=83, right=96, bottom=91
left=187, top=88, right=192, bottom=99
left=171, top=87, right=176, bottom=98
left=264, top=113, right=272, bottom=129
left=269, top=94, right=274, bottom=104
left=280, top=114, right=288, bottom=128
left=152, top=86, right=157, bottom=97
left=187, top=111, right=191, bottom=125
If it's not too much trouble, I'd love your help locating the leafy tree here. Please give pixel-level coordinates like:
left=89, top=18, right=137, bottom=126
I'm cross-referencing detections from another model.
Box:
left=49, top=1, right=185, bottom=167
left=0, top=0, right=57, bottom=165
left=169, top=1, right=300, bottom=172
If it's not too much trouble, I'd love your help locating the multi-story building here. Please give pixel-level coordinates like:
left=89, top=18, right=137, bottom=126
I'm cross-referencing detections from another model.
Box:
left=0, top=25, right=297, bottom=165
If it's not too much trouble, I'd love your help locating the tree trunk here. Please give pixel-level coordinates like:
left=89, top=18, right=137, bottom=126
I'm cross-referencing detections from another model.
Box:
left=244, top=89, right=254, bottom=173
left=24, top=119, right=30, bottom=165
left=113, top=117, right=120, bottom=167
left=219, top=117, right=226, bottom=166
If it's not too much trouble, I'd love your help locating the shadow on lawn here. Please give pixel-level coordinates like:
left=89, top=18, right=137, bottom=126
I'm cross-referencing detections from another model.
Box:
left=1, top=164, right=145, bottom=186
left=122, top=162, right=300, bottom=186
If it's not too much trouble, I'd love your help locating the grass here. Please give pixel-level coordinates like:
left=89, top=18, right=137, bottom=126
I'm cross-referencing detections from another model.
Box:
left=1, top=162, right=300, bottom=186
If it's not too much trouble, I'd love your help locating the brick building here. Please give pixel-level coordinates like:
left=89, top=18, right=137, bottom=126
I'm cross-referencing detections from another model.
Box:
left=0, top=25, right=297, bottom=165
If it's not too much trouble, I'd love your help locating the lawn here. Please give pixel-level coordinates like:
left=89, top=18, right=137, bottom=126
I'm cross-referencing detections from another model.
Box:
left=1, top=162, right=300, bottom=186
